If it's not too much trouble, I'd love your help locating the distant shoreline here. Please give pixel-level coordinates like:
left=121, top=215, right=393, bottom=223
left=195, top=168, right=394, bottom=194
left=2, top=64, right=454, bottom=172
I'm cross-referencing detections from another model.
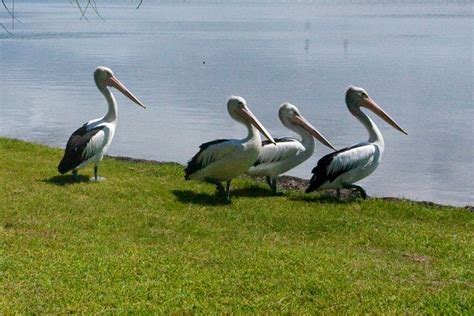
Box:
left=1, top=136, right=471, bottom=210
left=109, top=155, right=474, bottom=211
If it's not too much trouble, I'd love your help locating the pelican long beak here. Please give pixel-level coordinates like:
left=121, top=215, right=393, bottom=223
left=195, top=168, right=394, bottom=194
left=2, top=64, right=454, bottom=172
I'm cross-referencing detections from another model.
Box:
left=293, top=115, right=337, bottom=150
left=240, top=106, right=276, bottom=144
left=106, top=75, right=147, bottom=109
left=362, top=97, right=407, bottom=135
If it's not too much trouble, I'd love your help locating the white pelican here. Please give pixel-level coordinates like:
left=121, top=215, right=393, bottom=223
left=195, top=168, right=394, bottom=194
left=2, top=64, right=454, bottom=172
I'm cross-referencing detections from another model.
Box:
left=185, top=96, right=276, bottom=201
left=306, top=86, right=407, bottom=198
left=246, top=102, right=336, bottom=194
left=58, top=66, right=146, bottom=181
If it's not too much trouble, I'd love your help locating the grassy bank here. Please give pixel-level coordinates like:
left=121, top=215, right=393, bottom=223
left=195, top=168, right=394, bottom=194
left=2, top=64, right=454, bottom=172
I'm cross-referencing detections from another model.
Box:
left=1, top=137, right=472, bottom=313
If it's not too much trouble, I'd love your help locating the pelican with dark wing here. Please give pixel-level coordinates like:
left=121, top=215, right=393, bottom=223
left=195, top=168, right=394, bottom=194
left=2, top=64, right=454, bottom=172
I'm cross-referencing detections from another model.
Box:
left=306, top=86, right=407, bottom=198
left=58, top=66, right=146, bottom=181
left=185, top=96, right=275, bottom=201
left=247, top=102, right=336, bottom=194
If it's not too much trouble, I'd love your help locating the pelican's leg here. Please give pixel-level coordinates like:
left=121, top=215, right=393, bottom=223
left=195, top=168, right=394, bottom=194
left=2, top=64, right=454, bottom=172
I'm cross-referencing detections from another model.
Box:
left=225, top=181, right=232, bottom=202
left=265, top=176, right=272, bottom=190
left=72, top=170, right=79, bottom=181
left=91, top=164, right=106, bottom=182
left=205, top=178, right=225, bottom=194
left=343, top=183, right=367, bottom=199
left=266, top=176, right=278, bottom=194
left=271, top=177, right=278, bottom=195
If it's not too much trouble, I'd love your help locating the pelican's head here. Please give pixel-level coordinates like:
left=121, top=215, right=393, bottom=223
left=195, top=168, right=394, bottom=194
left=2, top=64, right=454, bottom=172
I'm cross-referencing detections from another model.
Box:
left=345, top=86, right=370, bottom=107
left=227, top=96, right=275, bottom=144
left=94, top=66, right=114, bottom=86
left=279, top=102, right=336, bottom=150
left=94, top=66, right=146, bottom=109
left=345, top=86, right=407, bottom=135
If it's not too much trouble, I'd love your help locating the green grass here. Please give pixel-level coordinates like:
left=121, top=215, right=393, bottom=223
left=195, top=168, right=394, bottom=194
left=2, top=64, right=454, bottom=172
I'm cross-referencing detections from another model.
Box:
left=1, top=137, right=473, bottom=314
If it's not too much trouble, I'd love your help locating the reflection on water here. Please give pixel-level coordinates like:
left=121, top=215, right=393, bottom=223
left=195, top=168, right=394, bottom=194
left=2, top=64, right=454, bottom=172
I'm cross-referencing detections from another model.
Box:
left=0, top=1, right=472, bottom=206
left=0, top=31, right=126, bottom=40
left=343, top=39, right=348, bottom=58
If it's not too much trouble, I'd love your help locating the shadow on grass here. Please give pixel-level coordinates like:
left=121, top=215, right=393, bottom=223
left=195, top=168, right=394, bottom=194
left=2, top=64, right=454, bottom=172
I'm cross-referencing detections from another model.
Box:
left=231, top=185, right=276, bottom=197
left=172, top=190, right=230, bottom=206
left=43, top=174, right=89, bottom=186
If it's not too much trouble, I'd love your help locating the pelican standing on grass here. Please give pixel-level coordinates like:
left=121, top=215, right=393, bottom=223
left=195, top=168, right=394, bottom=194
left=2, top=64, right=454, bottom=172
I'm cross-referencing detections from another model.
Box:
left=306, top=86, right=407, bottom=199
left=185, top=96, right=276, bottom=201
left=58, top=66, right=146, bottom=181
left=247, top=102, right=336, bottom=194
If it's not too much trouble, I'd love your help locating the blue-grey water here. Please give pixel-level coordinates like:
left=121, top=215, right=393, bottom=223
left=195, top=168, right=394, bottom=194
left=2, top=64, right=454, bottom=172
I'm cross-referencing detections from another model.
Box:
left=1, top=1, right=472, bottom=206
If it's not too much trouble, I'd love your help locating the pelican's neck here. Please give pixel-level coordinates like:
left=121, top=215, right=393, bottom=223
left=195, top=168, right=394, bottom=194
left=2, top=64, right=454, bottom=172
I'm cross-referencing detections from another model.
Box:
left=292, top=125, right=315, bottom=153
left=351, top=106, right=384, bottom=147
left=244, top=123, right=261, bottom=145
left=100, top=86, right=118, bottom=123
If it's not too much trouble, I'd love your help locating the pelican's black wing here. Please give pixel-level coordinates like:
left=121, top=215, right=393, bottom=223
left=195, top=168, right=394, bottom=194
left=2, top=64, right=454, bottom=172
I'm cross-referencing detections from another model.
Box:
left=305, top=143, right=376, bottom=193
left=57, top=123, right=105, bottom=174
left=260, top=136, right=297, bottom=147
left=184, top=139, right=230, bottom=179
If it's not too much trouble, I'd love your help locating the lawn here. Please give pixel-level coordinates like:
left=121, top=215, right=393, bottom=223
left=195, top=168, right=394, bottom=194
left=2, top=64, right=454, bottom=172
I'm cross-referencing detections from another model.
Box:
left=1, top=137, right=472, bottom=313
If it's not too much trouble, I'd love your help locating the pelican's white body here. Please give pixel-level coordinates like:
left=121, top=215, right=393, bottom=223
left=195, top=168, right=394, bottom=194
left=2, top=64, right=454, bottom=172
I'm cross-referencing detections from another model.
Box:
left=318, top=140, right=383, bottom=190
left=316, top=109, right=386, bottom=190
left=306, top=85, right=407, bottom=196
left=246, top=135, right=313, bottom=178
left=246, top=102, right=334, bottom=184
left=188, top=128, right=262, bottom=181
left=76, top=118, right=116, bottom=170
left=185, top=96, right=276, bottom=200
left=58, top=66, right=146, bottom=179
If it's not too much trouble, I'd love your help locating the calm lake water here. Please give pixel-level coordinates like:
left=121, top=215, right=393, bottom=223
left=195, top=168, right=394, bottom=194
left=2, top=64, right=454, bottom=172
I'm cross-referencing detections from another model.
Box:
left=1, top=1, right=472, bottom=206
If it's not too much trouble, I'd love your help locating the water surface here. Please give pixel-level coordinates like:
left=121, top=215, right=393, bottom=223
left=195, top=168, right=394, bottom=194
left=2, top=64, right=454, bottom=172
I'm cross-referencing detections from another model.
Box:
left=1, top=1, right=472, bottom=206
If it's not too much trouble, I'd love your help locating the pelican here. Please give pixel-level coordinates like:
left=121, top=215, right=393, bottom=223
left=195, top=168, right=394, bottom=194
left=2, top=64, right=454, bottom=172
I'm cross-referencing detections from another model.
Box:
left=246, top=102, right=336, bottom=194
left=306, top=86, right=407, bottom=198
left=58, top=66, right=146, bottom=181
left=185, top=96, right=276, bottom=201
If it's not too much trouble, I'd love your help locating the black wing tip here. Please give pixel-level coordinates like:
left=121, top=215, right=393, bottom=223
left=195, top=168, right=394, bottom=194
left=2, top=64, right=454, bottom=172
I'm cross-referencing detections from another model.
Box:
left=305, top=186, right=315, bottom=193
left=305, top=172, right=323, bottom=193
left=184, top=152, right=201, bottom=179
left=57, top=159, right=71, bottom=174
left=252, top=157, right=263, bottom=167
left=184, top=164, right=194, bottom=180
